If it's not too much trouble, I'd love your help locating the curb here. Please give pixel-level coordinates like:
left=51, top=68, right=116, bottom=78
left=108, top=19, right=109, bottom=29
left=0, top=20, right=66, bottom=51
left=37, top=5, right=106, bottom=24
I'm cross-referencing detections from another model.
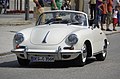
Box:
left=105, top=31, right=120, bottom=36
left=0, top=52, right=13, bottom=56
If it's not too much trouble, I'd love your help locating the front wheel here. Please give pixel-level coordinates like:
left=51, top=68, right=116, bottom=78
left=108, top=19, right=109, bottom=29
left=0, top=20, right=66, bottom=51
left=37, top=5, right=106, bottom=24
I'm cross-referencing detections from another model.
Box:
left=17, top=57, right=30, bottom=66
left=76, top=44, right=87, bottom=66
left=95, top=45, right=107, bottom=61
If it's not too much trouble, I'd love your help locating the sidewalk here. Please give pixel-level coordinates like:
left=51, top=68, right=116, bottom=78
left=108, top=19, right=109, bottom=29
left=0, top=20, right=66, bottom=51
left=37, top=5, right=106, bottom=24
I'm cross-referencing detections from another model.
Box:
left=102, top=24, right=120, bottom=35
left=0, top=13, right=120, bottom=56
left=0, top=13, right=34, bottom=26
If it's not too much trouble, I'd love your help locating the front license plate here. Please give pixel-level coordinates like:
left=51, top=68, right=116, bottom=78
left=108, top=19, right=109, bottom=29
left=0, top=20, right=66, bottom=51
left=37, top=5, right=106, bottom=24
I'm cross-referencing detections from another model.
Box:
left=31, top=56, right=55, bottom=62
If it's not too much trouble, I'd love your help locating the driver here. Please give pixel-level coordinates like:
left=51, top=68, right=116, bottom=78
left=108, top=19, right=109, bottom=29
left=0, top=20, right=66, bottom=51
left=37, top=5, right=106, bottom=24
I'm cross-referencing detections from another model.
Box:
left=75, top=14, right=85, bottom=26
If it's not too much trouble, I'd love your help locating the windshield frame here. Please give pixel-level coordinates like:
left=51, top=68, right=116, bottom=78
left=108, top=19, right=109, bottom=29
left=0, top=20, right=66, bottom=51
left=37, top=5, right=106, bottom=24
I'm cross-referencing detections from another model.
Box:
left=36, top=10, right=88, bottom=27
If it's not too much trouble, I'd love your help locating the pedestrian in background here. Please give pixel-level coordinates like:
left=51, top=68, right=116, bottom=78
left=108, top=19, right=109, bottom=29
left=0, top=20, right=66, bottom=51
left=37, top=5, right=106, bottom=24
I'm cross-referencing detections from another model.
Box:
left=113, top=0, right=120, bottom=26
left=51, top=0, right=63, bottom=19
left=113, top=0, right=120, bottom=9
left=61, top=0, right=71, bottom=10
left=106, top=0, right=113, bottom=31
left=51, top=0, right=63, bottom=10
left=94, top=0, right=103, bottom=28
left=33, top=0, right=44, bottom=20
left=98, top=0, right=108, bottom=30
left=117, top=6, right=120, bottom=26
left=113, top=6, right=119, bottom=31
left=3, top=0, right=9, bottom=14
left=0, top=0, right=3, bottom=14
left=89, top=0, right=96, bottom=20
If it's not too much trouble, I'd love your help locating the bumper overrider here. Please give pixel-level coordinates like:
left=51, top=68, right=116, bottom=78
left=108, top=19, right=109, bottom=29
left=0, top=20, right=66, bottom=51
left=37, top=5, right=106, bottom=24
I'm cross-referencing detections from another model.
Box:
left=11, top=46, right=82, bottom=62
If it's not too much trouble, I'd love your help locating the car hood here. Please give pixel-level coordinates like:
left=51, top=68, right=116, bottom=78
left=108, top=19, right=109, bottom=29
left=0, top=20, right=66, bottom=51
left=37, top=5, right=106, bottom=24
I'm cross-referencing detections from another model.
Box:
left=30, top=24, right=83, bottom=45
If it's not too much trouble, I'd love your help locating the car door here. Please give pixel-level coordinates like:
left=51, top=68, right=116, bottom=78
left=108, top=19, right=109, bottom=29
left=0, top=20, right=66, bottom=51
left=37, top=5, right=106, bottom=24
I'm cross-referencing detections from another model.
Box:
left=91, top=27, right=104, bottom=53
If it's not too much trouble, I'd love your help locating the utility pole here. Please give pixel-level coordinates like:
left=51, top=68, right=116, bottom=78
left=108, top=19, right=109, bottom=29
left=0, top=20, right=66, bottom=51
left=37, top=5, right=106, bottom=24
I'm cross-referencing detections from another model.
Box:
left=17, top=0, right=18, bottom=10
left=20, top=0, right=22, bottom=11
left=25, top=0, right=29, bottom=20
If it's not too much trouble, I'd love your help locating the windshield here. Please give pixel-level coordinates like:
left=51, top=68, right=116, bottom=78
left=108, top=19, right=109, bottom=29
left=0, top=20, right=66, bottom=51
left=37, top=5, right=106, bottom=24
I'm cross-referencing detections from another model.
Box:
left=36, top=11, right=87, bottom=26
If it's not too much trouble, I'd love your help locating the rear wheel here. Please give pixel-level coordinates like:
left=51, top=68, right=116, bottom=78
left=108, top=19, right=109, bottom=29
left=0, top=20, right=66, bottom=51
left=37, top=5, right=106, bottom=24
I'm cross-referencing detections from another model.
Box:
left=17, top=57, right=30, bottom=66
left=76, top=44, right=87, bottom=66
left=95, top=45, right=107, bottom=61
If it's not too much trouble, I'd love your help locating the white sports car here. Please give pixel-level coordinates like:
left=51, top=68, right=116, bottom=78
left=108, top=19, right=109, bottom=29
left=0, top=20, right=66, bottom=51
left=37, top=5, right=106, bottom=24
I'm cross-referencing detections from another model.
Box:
left=11, top=10, right=109, bottom=66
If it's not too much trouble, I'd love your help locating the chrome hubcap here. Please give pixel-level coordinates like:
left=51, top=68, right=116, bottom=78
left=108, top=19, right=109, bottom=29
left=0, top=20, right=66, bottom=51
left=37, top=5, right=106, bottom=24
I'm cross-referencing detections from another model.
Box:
left=81, top=44, right=87, bottom=62
left=103, top=47, right=107, bottom=57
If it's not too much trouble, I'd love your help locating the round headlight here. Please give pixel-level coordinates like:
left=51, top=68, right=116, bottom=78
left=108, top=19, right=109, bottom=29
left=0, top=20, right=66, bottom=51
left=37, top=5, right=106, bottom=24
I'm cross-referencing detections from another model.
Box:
left=66, top=34, right=78, bottom=45
left=14, top=33, right=24, bottom=44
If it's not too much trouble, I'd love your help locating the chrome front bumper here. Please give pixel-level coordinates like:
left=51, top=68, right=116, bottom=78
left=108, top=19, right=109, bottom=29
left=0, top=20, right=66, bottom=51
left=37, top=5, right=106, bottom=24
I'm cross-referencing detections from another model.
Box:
left=11, top=46, right=82, bottom=61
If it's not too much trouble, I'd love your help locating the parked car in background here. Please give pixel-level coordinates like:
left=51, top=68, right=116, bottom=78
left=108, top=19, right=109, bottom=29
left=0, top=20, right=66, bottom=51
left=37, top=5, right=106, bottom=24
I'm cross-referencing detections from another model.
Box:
left=11, top=10, right=109, bottom=67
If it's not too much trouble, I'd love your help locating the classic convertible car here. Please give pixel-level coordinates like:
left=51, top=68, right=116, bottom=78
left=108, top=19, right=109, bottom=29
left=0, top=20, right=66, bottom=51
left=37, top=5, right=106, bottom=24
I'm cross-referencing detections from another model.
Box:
left=11, top=10, right=109, bottom=66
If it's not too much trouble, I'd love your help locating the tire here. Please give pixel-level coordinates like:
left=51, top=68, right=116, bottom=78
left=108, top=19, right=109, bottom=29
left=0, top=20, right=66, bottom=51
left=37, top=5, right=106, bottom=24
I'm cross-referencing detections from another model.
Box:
left=95, top=45, right=107, bottom=61
left=17, top=57, right=30, bottom=66
left=76, top=44, right=87, bottom=66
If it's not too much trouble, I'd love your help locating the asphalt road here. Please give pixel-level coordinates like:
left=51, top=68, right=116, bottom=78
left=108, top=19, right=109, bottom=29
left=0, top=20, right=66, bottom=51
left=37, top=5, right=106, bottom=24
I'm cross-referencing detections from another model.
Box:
left=0, top=30, right=120, bottom=79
